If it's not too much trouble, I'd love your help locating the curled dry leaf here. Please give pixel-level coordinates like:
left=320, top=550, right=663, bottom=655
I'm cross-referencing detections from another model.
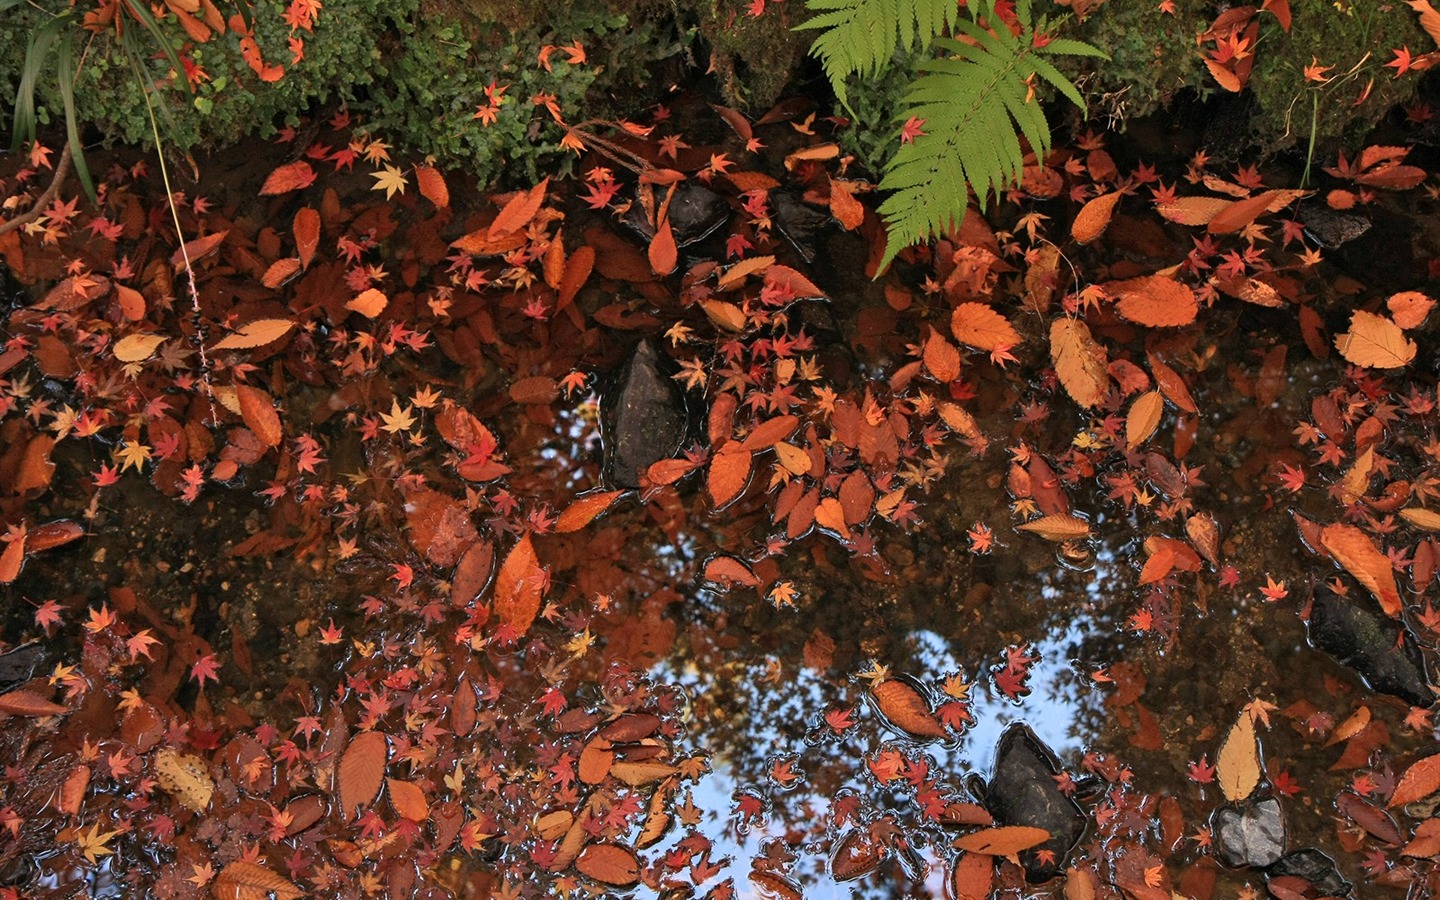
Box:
left=1071, top=191, right=1121, bottom=244
left=1335, top=310, right=1416, bottom=369
left=1126, top=391, right=1164, bottom=451
left=871, top=678, right=946, bottom=740
left=1106, top=275, right=1198, bottom=328
left=951, top=302, right=1020, bottom=351
left=554, top=490, right=625, bottom=533
left=575, top=843, right=640, bottom=886
left=337, top=729, right=387, bottom=819
left=495, top=534, right=545, bottom=637
left=211, top=318, right=295, bottom=352
left=1016, top=513, right=1091, bottom=542
left=261, top=257, right=301, bottom=290
left=114, top=333, right=166, bottom=363
left=1050, top=318, right=1109, bottom=408
left=1216, top=712, right=1261, bottom=802
left=952, top=825, right=1052, bottom=856
left=1392, top=754, right=1440, bottom=808
left=1320, top=523, right=1402, bottom=617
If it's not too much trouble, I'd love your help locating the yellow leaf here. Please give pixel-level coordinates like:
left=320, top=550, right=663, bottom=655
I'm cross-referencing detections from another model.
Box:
left=346, top=288, right=388, bottom=319
left=370, top=164, right=408, bottom=201
left=1050, top=318, right=1110, bottom=408
left=1016, top=513, right=1091, bottom=542
left=1401, top=507, right=1440, bottom=531
left=1126, top=391, right=1165, bottom=450
left=210, top=318, right=296, bottom=352
left=1335, top=310, right=1416, bottom=369
left=113, top=333, right=166, bottom=363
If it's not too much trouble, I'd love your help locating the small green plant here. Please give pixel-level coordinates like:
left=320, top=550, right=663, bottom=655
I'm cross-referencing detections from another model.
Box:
left=799, top=0, right=1104, bottom=269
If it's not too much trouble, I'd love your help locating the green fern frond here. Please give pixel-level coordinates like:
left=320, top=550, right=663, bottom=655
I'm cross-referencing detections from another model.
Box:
left=875, top=12, right=1104, bottom=271
left=797, top=0, right=960, bottom=109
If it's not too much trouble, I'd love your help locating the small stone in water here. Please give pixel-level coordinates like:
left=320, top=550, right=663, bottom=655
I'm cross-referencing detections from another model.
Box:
left=1307, top=581, right=1432, bottom=708
left=982, top=723, right=1087, bottom=883
left=1212, top=796, right=1285, bottom=868
left=600, top=339, right=689, bottom=489
left=1266, top=848, right=1351, bottom=897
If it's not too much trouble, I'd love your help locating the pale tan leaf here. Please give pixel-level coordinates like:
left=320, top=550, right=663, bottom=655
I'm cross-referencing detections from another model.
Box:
left=951, top=302, right=1020, bottom=351
left=1050, top=318, right=1110, bottom=408
left=1071, top=192, right=1121, bottom=244
left=1216, top=712, right=1260, bottom=802
left=154, top=747, right=214, bottom=812
left=113, top=333, right=166, bottom=363
left=1402, top=508, right=1440, bottom=531
left=1335, top=310, right=1415, bottom=369
left=1320, top=523, right=1403, bottom=617
left=1016, top=513, right=1092, bottom=542
left=1126, top=391, right=1164, bottom=451
left=211, top=318, right=295, bottom=352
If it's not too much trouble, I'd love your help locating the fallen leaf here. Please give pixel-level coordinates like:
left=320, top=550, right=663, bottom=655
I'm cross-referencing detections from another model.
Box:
left=871, top=678, right=946, bottom=740
left=924, top=331, right=961, bottom=382
left=648, top=219, right=678, bottom=276
left=1126, top=391, right=1164, bottom=450
left=259, top=160, right=315, bottom=196
left=1335, top=310, right=1416, bottom=369
left=346, top=288, right=388, bottom=319
left=415, top=164, right=450, bottom=208
left=1155, top=196, right=1231, bottom=226
left=1216, top=712, right=1261, bottom=802
left=212, top=860, right=304, bottom=900
left=293, top=207, right=320, bottom=269
left=1071, top=192, right=1121, bottom=244
left=211, top=318, right=295, bottom=351
left=1106, top=275, right=1198, bottom=327
left=336, top=730, right=387, bottom=818
left=952, top=825, right=1051, bottom=855
left=386, top=777, right=429, bottom=822
left=114, top=333, right=166, bottom=363
left=554, top=490, right=625, bottom=533
left=952, top=302, right=1021, bottom=351
left=1402, top=508, right=1440, bottom=531
left=575, top=843, right=640, bottom=886
left=950, top=852, right=994, bottom=900
left=495, top=534, right=545, bottom=637
left=1017, top=514, right=1091, bottom=542
left=1389, top=291, right=1434, bottom=329
left=236, top=385, right=281, bottom=449
left=1320, top=523, right=1403, bottom=617
left=708, top=445, right=752, bottom=507
left=488, top=178, right=548, bottom=239
left=1050, top=318, right=1110, bottom=408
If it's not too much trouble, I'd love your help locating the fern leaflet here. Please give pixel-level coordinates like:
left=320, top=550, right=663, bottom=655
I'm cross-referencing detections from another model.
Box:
left=798, top=0, right=960, bottom=109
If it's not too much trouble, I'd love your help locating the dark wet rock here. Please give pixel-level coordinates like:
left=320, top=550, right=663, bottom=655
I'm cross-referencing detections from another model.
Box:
left=772, top=190, right=832, bottom=264
left=1266, top=848, right=1351, bottom=897
left=621, top=182, right=730, bottom=247
left=600, top=339, right=690, bottom=489
left=1212, top=796, right=1286, bottom=868
left=1331, top=206, right=1421, bottom=292
left=978, top=723, right=1087, bottom=883
left=0, top=643, right=48, bottom=693
left=1306, top=581, right=1432, bottom=707
left=1295, top=203, right=1371, bottom=249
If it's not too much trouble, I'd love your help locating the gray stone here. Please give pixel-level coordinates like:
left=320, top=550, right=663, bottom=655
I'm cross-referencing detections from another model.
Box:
left=1212, top=796, right=1285, bottom=868
left=1307, top=581, right=1433, bottom=708
left=601, top=339, right=689, bottom=489
left=979, top=723, right=1087, bottom=883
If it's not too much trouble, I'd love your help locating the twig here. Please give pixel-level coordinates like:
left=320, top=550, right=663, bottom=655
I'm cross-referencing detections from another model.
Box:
left=0, top=143, right=73, bottom=239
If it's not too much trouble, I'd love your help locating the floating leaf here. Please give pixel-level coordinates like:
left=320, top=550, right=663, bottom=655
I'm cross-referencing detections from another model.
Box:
left=716, top=255, right=775, bottom=292
left=703, top=555, right=759, bottom=588
left=1389, top=290, right=1434, bottom=329
left=1017, top=513, right=1091, bottom=542
left=386, top=777, right=429, bottom=822
left=1155, top=196, right=1230, bottom=226
left=952, top=826, right=1052, bottom=856
left=1050, top=319, right=1109, bottom=408
left=1126, top=391, right=1164, bottom=450
left=261, top=257, right=301, bottom=289
left=293, top=207, right=320, bottom=269
left=741, top=415, right=800, bottom=451
left=708, top=445, right=752, bottom=508
left=1071, top=192, right=1121, bottom=244
left=259, top=160, right=316, bottom=196
left=554, top=490, right=625, bottom=533
left=0, top=688, right=65, bottom=716
left=924, top=331, right=961, bottom=382
left=346, top=288, right=388, bottom=319
left=829, top=180, right=865, bottom=230
left=337, top=730, right=387, bottom=818
left=1393, top=754, right=1440, bottom=807
left=113, top=333, right=166, bottom=363
left=575, top=843, right=640, bottom=886
left=648, top=218, right=678, bottom=276
left=211, top=318, right=295, bottom=351
left=952, top=302, right=1020, bottom=351
left=1107, top=275, right=1198, bottom=328
left=236, top=385, right=281, bottom=449
left=1335, top=310, right=1416, bottom=369
left=950, top=852, right=994, bottom=900
left=1216, top=712, right=1260, bottom=802
left=495, top=534, right=544, bottom=637
left=871, top=678, right=946, bottom=740
left=609, top=761, right=678, bottom=786
left=212, top=860, right=303, bottom=900
left=488, top=178, right=548, bottom=238
left=1402, top=508, right=1440, bottom=532
left=1320, top=523, right=1403, bottom=617
left=415, top=164, right=450, bottom=208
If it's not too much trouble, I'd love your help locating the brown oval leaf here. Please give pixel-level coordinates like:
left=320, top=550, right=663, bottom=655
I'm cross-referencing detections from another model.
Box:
left=924, top=331, right=961, bottom=382
left=554, top=490, right=625, bottom=533
left=951, top=851, right=994, bottom=900
left=575, top=843, right=640, bottom=886
left=212, top=860, right=303, bottom=900
left=236, top=385, right=281, bottom=449
left=742, top=415, right=800, bottom=451
left=1320, top=523, right=1403, bottom=617
left=952, top=302, right=1021, bottom=351
left=1050, top=318, right=1109, bottom=408
left=495, top=534, right=544, bottom=637
left=211, top=318, right=295, bottom=352
left=1126, top=391, right=1164, bottom=451
left=1071, top=191, right=1121, bottom=244
left=337, top=730, right=387, bottom=818
left=708, top=445, right=752, bottom=508
left=293, top=207, right=320, bottom=269
left=648, top=218, right=678, bottom=276
left=1155, top=196, right=1231, bottom=226
left=952, top=825, right=1051, bottom=855
left=1392, top=754, right=1440, bottom=808
left=415, top=164, right=450, bottom=208
left=261, top=257, right=302, bottom=290
left=386, top=777, right=429, bottom=822
left=259, top=160, right=316, bottom=196
left=0, top=688, right=66, bottom=716
left=1017, top=513, right=1091, bottom=542
left=489, top=178, right=548, bottom=239
left=872, top=679, right=946, bottom=740
left=1108, top=275, right=1198, bottom=328
left=1216, top=712, right=1260, bottom=802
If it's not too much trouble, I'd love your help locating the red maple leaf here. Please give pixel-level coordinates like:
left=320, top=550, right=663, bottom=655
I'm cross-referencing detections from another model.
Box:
left=190, top=653, right=220, bottom=688
left=824, top=707, right=855, bottom=732
left=900, top=116, right=926, bottom=144
left=32, top=599, right=63, bottom=631
left=1187, top=755, right=1216, bottom=783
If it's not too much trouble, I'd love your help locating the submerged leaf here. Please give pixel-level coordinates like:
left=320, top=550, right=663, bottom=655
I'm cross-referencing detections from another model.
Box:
left=1216, top=712, right=1260, bottom=802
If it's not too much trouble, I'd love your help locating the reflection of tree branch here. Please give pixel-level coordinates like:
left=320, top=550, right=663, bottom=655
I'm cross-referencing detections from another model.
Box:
left=0, top=143, right=72, bottom=239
